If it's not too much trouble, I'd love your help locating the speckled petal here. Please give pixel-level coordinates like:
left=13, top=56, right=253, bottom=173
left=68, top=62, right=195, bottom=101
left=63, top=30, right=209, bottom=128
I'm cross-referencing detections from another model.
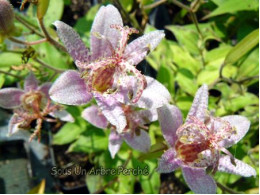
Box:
left=124, top=30, right=165, bottom=65
left=186, top=84, right=208, bottom=123
left=50, top=110, right=75, bottom=122
left=94, top=93, right=126, bottom=133
left=81, top=105, right=108, bottom=129
left=133, top=76, right=171, bottom=109
left=123, top=130, right=151, bottom=152
left=49, top=70, right=92, bottom=105
left=219, top=115, right=251, bottom=148
left=0, top=88, right=24, bottom=109
left=218, top=155, right=256, bottom=177
left=24, top=73, right=38, bottom=91
left=53, top=21, right=89, bottom=65
left=8, top=114, right=22, bottom=135
left=157, top=105, right=183, bottom=147
left=38, top=82, right=52, bottom=98
left=90, top=5, right=123, bottom=60
left=157, top=148, right=181, bottom=173
left=109, top=130, right=123, bottom=159
left=182, top=166, right=216, bottom=194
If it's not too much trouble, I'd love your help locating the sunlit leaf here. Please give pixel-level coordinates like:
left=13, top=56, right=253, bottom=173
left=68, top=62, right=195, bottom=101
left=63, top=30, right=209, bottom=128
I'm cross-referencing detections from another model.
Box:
left=224, top=29, right=259, bottom=65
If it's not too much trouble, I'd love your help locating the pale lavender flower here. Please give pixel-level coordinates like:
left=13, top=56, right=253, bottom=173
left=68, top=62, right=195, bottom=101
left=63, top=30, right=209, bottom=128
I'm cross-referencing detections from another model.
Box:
left=0, top=73, right=74, bottom=141
left=49, top=5, right=165, bottom=131
left=157, top=85, right=256, bottom=194
left=81, top=76, right=170, bottom=158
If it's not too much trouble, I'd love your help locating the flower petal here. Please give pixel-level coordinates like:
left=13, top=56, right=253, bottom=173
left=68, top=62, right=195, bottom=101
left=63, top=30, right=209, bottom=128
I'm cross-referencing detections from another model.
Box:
left=157, top=148, right=181, bottom=173
left=94, top=93, right=126, bottom=133
left=50, top=110, right=75, bottom=122
left=124, top=30, right=165, bottom=65
left=38, top=82, right=52, bottom=98
left=24, top=73, right=38, bottom=91
left=133, top=76, right=171, bottom=109
left=182, top=166, right=216, bottom=194
left=218, top=155, right=256, bottom=177
left=157, top=104, right=183, bottom=147
left=49, top=70, right=92, bottom=105
left=109, top=130, right=123, bottom=159
left=0, top=88, right=24, bottom=109
left=219, top=115, right=250, bottom=148
left=8, top=114, right=22, bottom=135
left=90, top=5, right=123, bottom=61
left=53, top=21, right=89, bottom=65
left=186, top=84, right=208, bottom=123
left=123, top=130, right=151, bottom=152
left=81, top=105, right=108, bottom=129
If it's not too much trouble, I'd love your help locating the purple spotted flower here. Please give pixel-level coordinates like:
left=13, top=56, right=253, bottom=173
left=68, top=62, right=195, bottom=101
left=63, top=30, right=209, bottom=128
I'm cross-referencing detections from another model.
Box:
left=49, top=5, right=165, bottom=130
left=157, top=85, right=256, bottom=194
left=0, top=73, right=74, bottom=141
left=81, top=76, right=171, bottom=158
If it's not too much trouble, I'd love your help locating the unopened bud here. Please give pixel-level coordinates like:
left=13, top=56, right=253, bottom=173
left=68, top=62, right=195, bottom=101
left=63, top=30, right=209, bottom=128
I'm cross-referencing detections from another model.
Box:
left=0, top=0, right=15, bottom=36
left=37, top=0, right=50, bottom=20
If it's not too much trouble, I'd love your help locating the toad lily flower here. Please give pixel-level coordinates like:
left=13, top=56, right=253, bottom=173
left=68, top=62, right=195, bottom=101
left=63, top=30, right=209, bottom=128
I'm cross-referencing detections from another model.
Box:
left=82, top=76, right=170, bottom=158
left=49, top=4, right=165, bottom=108
left=0, top=73, right=74, bottom=141
left=157, top=85, right=256, bottom=194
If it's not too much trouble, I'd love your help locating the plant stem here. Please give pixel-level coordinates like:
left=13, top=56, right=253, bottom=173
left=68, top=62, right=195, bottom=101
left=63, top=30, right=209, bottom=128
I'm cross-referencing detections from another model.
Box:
left=8, top=37, right=47, bottom=46
left=217, top=182, right=242, bottom=194
left=34, top=58, right=64, bottom=73
left=0, top=70, right=22, bottom=79
left=143, top=0, right=167, bottom=10
left=38, top=18, right=67, bottom=52
left=15, top=15, right=44, bottom=38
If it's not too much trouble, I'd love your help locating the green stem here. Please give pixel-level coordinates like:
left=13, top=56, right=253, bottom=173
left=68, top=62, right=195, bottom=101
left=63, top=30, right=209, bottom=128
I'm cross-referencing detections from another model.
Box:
left=38, top=18, right=67, bottom=52
left=0, top=70, right=22, bottom=79
left=143, top=0, right=167, bottom=10
left=15, top=15, right=44, bottom=38
left=34, top=58, right=64, bottom=73
left=217, top=182, right=242, bottom=194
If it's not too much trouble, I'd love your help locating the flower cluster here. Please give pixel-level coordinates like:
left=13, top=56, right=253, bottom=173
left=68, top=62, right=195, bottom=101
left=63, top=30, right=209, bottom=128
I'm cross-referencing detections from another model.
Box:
left=157, top=85, right=256, bottom=193
left=49, top=4, right=168, bottom=155
left=0, top=3, right=256, bottom=194
left=0, top=73, right=74, bottom=141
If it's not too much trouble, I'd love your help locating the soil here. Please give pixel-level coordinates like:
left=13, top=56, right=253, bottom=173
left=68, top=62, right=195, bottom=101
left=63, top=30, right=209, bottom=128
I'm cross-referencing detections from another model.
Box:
left=52, top=144, right=92, bottom=193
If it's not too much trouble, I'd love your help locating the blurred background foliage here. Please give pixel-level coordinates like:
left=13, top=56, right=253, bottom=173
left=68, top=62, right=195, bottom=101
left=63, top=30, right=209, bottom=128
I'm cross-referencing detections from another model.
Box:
left=0, top=0, right=259, bottom=193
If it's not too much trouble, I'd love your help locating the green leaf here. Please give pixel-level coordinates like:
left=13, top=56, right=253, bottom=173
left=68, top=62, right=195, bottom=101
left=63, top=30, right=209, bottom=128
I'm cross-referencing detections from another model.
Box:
left=205, top=0, right=259, bottom=18
left=157, top=64, right=175, bottom=95
left=86, top=174, right=104, bottom=193
left=34, top=42, right=70, bottom=70
left=224, top=29, right=259, bottom=65
left=224, top=92, right=259, bottom=112
left=75, top=4, right=100, bottom=47
left=166, top=25, right=200, bottom=55
left=176, top=68, right=197, bottom=95
left=53, top=123, right=85, bottom=145
left=170, top=44, right=201, bottom=75
left=237, top=48, right=259, bottom=80
left=68, top=129, right=108, bottom=153
left=139, top=160, right=160, bottom=194
left=0, top=52, right=22, bottom=67
left=44, top=0, right=64, bottom=27
left=0, top=74, right=5, bottom=88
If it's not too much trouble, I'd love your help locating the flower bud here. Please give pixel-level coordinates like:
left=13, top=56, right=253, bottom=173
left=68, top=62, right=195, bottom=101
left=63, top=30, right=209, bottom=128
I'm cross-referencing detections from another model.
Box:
left=0, top=0, right=15, bottom=36
left=37, top=0, right=50, bottom=20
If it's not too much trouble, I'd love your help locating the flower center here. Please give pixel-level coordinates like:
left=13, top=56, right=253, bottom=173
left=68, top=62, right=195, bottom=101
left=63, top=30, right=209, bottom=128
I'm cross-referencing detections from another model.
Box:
left=21, top=91, right=46, bottom=112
